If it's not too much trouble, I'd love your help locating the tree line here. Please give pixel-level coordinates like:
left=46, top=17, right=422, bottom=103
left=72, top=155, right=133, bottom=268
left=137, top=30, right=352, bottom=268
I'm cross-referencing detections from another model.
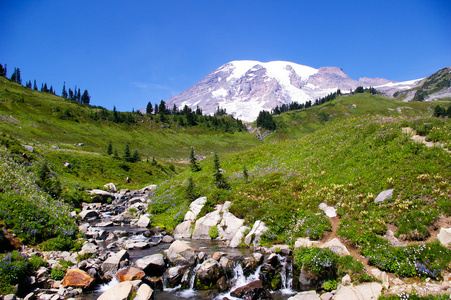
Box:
left=0, top=63, right=90, bottom=105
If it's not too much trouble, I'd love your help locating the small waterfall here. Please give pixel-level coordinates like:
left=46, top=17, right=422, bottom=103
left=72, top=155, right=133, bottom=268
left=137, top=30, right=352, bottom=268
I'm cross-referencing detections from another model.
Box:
left=216, top=262, right=263, bottom=300
left=277, top=254, right=295, bottom=295
left=176, top=262, right=201, bottom=298
left=97, top=277, right=119, bottom=293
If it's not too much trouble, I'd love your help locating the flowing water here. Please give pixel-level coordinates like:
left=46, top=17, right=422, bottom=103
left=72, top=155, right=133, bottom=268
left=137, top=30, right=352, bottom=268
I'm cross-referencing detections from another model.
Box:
left=80, top=226, right=297, bottom=299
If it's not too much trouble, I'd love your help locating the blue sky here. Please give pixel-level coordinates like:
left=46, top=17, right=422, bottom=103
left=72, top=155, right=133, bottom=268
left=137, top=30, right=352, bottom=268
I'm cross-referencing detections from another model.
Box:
left=1, top=0, right=450, bottom=111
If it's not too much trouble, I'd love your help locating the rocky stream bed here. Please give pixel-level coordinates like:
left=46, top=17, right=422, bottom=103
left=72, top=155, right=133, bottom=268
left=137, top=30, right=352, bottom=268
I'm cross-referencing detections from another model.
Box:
left=4, top=184, right=451, bottom=300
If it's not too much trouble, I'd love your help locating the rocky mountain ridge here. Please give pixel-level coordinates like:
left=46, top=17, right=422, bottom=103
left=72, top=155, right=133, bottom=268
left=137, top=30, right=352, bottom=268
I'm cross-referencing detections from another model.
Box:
left=166, top=60, right=422, bottom=122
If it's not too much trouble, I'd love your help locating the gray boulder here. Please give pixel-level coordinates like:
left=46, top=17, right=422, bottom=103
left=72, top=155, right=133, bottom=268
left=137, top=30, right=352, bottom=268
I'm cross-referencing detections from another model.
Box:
left=334, top=282, right=382, bottom=300
left=437, top=227, right=451, bottom=246
left=244, top=220, right=268, bottom=246
left=173, top=220, right=193, bottom=239
left=288, top=290, right=321, bottom=300
left=136, top=215, right=151, bottom=228
left=79, top=210, right=99, bottom=221
left=167, top=240, right=196, bottom=266
left=135, top=283, right=153, bottom=300
left=374, top=189, right=394, bottom=203
left=101, top=250, right=129, bottom=275
left=135, top=253, right=165, bottom=276
left=97, top=280, right=138, bottom=300
left=196, top=258, right=224, bottom=288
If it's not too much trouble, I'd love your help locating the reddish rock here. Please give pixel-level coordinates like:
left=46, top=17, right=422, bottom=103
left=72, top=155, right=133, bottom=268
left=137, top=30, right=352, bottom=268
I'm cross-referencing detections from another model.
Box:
left=116, top=267, right=146, bottom=282
left=62, top=269, right=95, bottom=289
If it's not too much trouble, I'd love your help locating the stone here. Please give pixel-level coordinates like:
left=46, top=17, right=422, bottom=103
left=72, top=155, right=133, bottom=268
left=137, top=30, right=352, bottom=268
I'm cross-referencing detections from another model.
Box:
left=136, top=215, right=151, bottom=228
left=318, top=203, right=337, bottom=218
left=381, top=271, right=389, bottom=289
left=229, top=225, right=250, bottom=248
left=184, top=197, right=208, bottom=221
left=89, top=189, right=114, bottom=202
left=116, top=267, right=146, bottom=282
left=321, top=238, right=350, bottom=256
left=164, top=266, right=189, bottom=288
left=79, top=242, right=98, bottom=255
left=141, top=185, right=157, bottom=193
left=270, top=244, right=291, bottom=255
left=217, top=208, right=245, bottom=240
left=129, top=197, right=145, bottom=205
left=78, top=210, right=99, bottom=221
left=135, top=253, right=165, bottom=276
left=4, top=294, right=17, bottom=300
left=288, top=290, right=321, bottom=300
left=125, top=241, right=150, bottom=250
left=97, top=281, right=135, bottom=300
left=212, top=252, right=225, bottom=261
left=96, top=221, right=114, bottom=227
left=173, top=220, right=193, bottom=239
left=342, top=274, right=351, bottom=285
left=192, top=207, right=222, bottom=239
left=135, top=283, right=153, bottom=300
left=162, top=235, right=175, bottom=243
left=294, top=237, right=320, bottom=250
left=244, top=220, right=268, bottom=246
left=384, top=229, right=406, bottom=247
left=103, top=183, right=117, bottom=193
left=196, top=258, right=223, bottom=288
left=101, top=250, right=129, bottom=275
left=374, top=189, right=394, bottom=203
left=62, top=269, right=95, bottom=289
left=23, top=145, right=34, bottom=153
left=437, top=227, right=451, bottom=246
left=334, top=282, right=382, bottom=300
left=167, top=240, right=196, bottom=266
left=230, top=280, right=271, bottom=300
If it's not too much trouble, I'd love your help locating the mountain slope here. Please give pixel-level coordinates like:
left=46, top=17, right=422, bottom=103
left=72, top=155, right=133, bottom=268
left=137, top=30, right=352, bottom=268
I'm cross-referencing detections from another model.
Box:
left=166, top=60, right=420, bottom=122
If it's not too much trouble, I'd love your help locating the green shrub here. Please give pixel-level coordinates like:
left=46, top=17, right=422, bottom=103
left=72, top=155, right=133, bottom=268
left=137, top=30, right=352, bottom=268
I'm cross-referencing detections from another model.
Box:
left=50, top=267, right=66, bottom=280
left=41, top=235, right=78, bottom=251
left=0, top=251, right=30, bottom=294
left=322, top=279, right=338, bottom=291
left=209, top=225, right=219, bottom=239
left=28, top=255, right=47, bottom=271
left=295, top=247, right=338, bottom=276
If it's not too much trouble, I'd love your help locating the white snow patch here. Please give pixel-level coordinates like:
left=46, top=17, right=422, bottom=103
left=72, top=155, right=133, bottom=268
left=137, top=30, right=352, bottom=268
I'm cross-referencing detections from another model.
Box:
left=212, top=88, right=228, bottom=98
left=375, top=78, right=423, bottom=90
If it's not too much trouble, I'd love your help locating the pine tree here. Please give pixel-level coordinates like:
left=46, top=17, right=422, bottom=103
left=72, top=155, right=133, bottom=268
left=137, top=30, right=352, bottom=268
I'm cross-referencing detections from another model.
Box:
left=189, top=147, right=201, bottom=172
left=33, top=80, right=38, bottom=90
left=68, top=88, right=74, bottom=99
left=107, top=141, right=113, bottom=155
left=81, top=90, right=90, bottom=104
left=146, top=102, right=153, bottom=115
left=131, top=150, right=139, bottom=163
left=123, top=142, right=132, bottom=162
left=62, top=82, right=68, bottom=98
left=243, top=165, right=249, bottom=183
left=213, top=153, right=229, bottom=189
left=113, top=149, right=119, bottom=159
left=186, top=177, right=197, bottom=201
left=0, top=64, right=6, bottom=77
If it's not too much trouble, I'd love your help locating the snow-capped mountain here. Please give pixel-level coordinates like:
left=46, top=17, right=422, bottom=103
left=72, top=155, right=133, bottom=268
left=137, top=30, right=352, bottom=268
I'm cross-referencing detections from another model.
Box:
left=166, top=60, right=421, bottom=122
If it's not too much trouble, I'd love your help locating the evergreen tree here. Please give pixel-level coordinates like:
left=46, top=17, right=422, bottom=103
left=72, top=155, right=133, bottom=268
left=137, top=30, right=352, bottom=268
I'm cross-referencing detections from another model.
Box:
left=76, top=88, right=81, bottom=102
left=62, top=82, right=68, bottom=98
left=131, top=149, right=140, bottom=163
left=243, top=165, right=249, bottom=183
left=158, top=100, right=167, bottom=115
left=256, top=111, right=276, bottom=131
left=186, top=177, right=197, bottom=201
left=213, top=153, right=229, bottom=189
left=113, top=106, right=120, bottom=123
left=146, top=102, right=153, bottom=115
left=107, top=141, right=113, bottom=155
left=434, top=105, right=446, bottom=117
left=151, top=156, right=157, bottom=166
left=25, top=80, right=32, bottom=88
left=10, top=68, right=16, bottom=83
left=189, top=147, right=201, bottom=172
left=123, top=142, right=132, bottom=162
left=113, top=149, right=119, bottom=159
left=68, top=88, right=74, bottom=99
left=33, top=80, right=38, bottom=90
left=81, top=90, right=90, bottom=104
left=0, top=63, right=6, bottom=77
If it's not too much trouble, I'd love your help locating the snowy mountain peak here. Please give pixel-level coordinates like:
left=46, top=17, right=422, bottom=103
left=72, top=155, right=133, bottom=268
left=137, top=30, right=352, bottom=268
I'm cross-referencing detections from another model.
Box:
left=166, top=60, right=417, bottom=122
